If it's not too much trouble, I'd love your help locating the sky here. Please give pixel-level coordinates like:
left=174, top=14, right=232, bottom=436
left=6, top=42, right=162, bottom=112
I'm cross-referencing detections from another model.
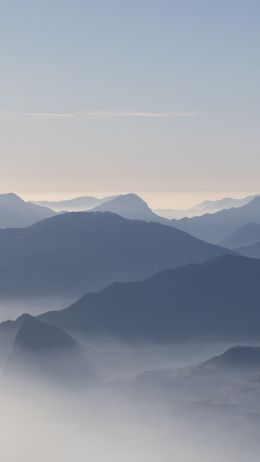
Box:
left=0, top=0, right=260, bottom=208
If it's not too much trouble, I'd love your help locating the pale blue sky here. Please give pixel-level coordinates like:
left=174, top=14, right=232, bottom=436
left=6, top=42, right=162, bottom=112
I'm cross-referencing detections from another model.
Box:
left=0, top=0, right=259, bottom=207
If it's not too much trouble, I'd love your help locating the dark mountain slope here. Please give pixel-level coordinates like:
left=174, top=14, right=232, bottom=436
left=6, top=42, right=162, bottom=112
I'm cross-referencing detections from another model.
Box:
left=0, top=211, right=231, bottom=299
left=41, top=255, right=260, bottom=342
left=203, top=345, right=260, bottom=369
left=14, top=314, right=77, bottom=351
left=5, top=315, right=93, bottom=384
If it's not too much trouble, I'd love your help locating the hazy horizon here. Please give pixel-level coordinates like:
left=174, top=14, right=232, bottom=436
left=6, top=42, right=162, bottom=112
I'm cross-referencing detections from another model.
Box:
left=1, top=189, right=260, bottom=210
left=1, top=0, right=260, bottom=209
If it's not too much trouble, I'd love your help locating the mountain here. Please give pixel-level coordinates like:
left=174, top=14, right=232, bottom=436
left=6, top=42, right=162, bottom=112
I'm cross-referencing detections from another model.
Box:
left=221, top=223, right=260, bottom=249
left=134, top=346, right=260, bottom=400
left=194, top=195, right=256, bottom=214
left=33, top=195, right=115, bottom=212
left=0, top=193, right=56, bottom=228
left=154, top=208, right=194, bottom=219
left=0, top=211, right=230, bottom=300
left=92, top=193, right=167, bottom=223
left=172, top=196, right=260, bottom=243
left=0, top=313, right=78, bottom=360
left=131, top=346, right=260, bottom=447
left=155, top=195, right=257, bottom=220
left=4, top=314, right=93, bottom=384
left=14, top=314, right=77, bottom=350
left=204, top=345, right=260, bottom=369
left=235, top=242, right=260, bottom=259
left=40, top=254, right=260, bottom=343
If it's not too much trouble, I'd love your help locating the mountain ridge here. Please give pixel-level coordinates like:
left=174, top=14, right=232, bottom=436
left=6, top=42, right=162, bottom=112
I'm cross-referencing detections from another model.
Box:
left=0, top=193, right=56, bottom=229
left=172, top=196, right=260, bottom=243
left=92, top=193, right=168, bottom=223
left=0, top=211, right=231, bottom=301
left=39, top=254, right=260, bottom=343
left=221, top=223, right=260, bottom=249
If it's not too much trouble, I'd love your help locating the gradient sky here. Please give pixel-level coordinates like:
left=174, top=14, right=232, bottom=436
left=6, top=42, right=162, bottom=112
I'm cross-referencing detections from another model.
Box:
left=0, top=0, right=260, bottom=208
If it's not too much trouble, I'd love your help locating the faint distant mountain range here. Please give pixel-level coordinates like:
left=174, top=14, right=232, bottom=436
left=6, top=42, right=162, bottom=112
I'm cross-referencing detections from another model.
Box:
left=40, top=254, right=260, bottom=343
left=0, top=211, right=230, bottom=300
left=172, top=196, right=260, bottom=243
left=33, top=195, right=116, bottom=212
left=35, top=192, right=168, bottom=223
left=155, top=208, right=198, bottom=219
left=155, top=194, right=258, bottom=219
left=0, top=193, right=56, bottom=228
left=221, top=223, right=260, bottom=249
left=34, top=192, right=258, bottom=218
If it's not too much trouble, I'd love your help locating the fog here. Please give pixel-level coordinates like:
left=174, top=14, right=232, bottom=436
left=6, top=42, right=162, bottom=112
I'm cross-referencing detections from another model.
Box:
left=0, top=377, right=259, bottom=462
left=1, top=341, right=260, bottom=462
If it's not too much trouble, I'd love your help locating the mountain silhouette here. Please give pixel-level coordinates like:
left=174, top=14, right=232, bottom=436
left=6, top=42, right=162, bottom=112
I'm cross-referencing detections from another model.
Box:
left=92, top=193, right=167, bottom=223
left=0, top=193, right=56, bottom=228
left=194, top=195, right=257, bottom=214
left=34, top=194, right=115, bottom=212
left=156, top=195, right=257, bottom=220
left=5, top=314, right=93, bottom=385
left=221, top=223, right=260, bottom=249
left=203, top=345, right=260, bottom=369
left=134, top=346, right=260, bottom=400
left=172, top=196, right=260, bottom=243
left=0, top=211, right=231, bottom=300
left=235, top=241, right=260, bottom=259
left=14, top=314, right=77, bottom=351
left=40, top=254, right=260, bottom=343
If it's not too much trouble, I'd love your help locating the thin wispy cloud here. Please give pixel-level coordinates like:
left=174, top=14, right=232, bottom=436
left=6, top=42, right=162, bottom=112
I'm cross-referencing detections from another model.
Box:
left=0, top=110, right=198, bottom=121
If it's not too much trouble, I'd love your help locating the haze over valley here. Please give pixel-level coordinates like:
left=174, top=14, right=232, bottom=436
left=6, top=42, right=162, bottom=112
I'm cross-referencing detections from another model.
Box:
left=0, top=188, right=260, bottom=462
left=1, top=0, right=260, bottom=460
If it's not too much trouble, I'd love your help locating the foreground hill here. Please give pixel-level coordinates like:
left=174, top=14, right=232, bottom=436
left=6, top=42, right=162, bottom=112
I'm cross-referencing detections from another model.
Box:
left=0, top=193, right=55, bottom=228
left=0, top=211, right=230, bottom=299
left=172, top=196, right=260, bottom=243
left=41, top=254, right=260, bottom=343
left=4, top=314, right=93, bottom=384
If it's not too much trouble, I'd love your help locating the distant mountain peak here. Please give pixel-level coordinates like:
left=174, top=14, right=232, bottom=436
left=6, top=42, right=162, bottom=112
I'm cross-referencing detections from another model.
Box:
left=0, top=192, right=56, bottom=229
left=172, top=193, right=260, bottom=243
left=92, top=193, right=166, bottom=222
left=96, top=193, right=150, bottom=207
left=32, top=194, right=116, bottom=212
left=0, top=192, right=24, bottom=203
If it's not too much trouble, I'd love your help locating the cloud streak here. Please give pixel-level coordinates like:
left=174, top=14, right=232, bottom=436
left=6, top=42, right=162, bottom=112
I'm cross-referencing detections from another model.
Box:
left=0, top=110, right=198, bottom=121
